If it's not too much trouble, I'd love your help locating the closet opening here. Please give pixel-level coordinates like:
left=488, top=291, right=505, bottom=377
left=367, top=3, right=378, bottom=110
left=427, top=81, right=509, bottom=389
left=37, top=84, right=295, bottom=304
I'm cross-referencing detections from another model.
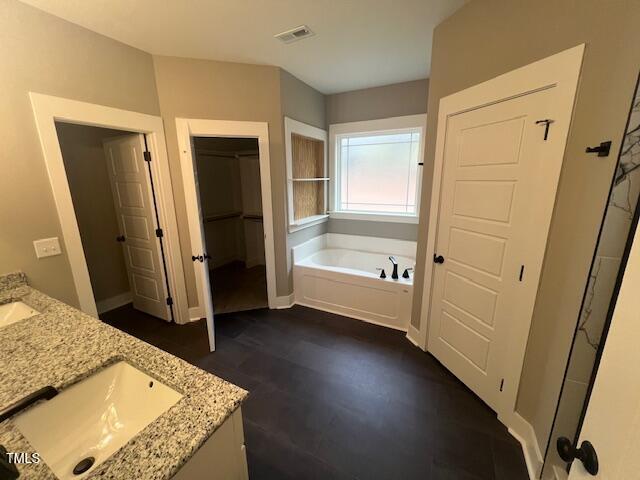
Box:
left=193, top=136, right=268, bottom=315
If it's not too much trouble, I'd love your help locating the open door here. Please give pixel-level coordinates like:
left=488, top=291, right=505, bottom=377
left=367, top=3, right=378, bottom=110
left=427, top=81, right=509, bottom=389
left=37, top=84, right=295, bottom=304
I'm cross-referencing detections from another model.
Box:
left=103, top=134, right=171, bottom=321
left=178, top=134, right=216, bottom=352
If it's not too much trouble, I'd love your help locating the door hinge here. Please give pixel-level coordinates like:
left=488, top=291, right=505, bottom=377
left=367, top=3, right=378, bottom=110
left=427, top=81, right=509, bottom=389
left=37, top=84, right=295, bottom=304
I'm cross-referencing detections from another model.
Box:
left=166, top=296, right=173, bottom=306
left=143, top=151, right=152, bottom=162
left=519, top=265, right=525, bottom=282
left=500, top=379, right=505, bottom=392
left=155, top=228, right=163, bottom=238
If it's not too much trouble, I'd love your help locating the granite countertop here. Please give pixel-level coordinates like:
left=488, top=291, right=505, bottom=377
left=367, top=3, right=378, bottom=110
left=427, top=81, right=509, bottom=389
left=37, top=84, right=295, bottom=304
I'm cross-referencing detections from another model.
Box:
left=0, top=272, right=248, bottom=479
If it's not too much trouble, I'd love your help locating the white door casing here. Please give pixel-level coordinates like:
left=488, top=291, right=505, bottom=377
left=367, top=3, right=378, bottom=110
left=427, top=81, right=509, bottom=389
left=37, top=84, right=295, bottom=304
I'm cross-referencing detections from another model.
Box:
left=421, top=45, right=584, bottom=422
left=568, top=222, right=640, bottom=479
left=103, top=134, right=170, bottom=321
left=29, top=93, right=189, bottom=324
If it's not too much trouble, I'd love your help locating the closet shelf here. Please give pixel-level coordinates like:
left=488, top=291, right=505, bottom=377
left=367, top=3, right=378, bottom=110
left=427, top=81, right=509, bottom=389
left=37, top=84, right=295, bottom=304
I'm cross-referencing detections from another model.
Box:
left=203, top=211, right=243, bottom=222
left=290, top=177, right=330, bottom=182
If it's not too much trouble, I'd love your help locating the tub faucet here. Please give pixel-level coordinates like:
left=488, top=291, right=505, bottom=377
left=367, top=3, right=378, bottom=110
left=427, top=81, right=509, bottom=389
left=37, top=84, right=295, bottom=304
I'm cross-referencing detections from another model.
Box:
left=389, top=256, right=399, bottom=280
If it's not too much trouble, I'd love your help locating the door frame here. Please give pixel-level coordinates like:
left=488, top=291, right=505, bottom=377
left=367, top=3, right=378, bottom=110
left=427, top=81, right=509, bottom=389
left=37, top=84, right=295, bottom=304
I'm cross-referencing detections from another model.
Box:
left=418, top=45, right=584, bottom=426
left=30, top=93, right=189, bottom=324
left=176, top=118, right=277, bottom=320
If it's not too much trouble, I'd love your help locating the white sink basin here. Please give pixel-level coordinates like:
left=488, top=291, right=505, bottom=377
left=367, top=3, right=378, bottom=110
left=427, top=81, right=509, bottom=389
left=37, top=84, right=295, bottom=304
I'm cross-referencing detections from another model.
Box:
left=0, top=301, right=40, bottom=328
left=14, top=361, right=182, bottom=479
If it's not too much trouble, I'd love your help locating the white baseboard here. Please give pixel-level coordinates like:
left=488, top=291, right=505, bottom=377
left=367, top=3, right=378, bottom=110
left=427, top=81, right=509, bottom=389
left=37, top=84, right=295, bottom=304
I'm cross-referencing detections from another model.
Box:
left=406, top=325, right=425, bottom=350
left=505, top=412, right=544, bottom=480
left=96, top=291, right=132, bottom=314
left=189, top=306, right=205, bottom=322
left=272, top=293, right=295, bottom=309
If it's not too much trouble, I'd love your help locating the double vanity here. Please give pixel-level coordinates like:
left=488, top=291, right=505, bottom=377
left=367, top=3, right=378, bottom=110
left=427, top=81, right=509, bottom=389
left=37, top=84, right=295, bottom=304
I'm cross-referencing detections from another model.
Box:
left=0, top=272, right=248, bottom=479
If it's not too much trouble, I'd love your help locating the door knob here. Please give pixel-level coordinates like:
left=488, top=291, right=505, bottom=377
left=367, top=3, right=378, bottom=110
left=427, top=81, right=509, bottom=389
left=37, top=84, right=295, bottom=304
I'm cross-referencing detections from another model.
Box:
left=557, top=437, right=599, bottom=475
left=116, top=235, right=126, bottom=242
left=433, top=254, right=445, bottom=264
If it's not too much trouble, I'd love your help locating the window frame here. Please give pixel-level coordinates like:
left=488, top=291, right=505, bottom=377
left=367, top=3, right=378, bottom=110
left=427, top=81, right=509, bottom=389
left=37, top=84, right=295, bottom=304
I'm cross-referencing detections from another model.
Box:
left=328, top=114, right=426, bottom=224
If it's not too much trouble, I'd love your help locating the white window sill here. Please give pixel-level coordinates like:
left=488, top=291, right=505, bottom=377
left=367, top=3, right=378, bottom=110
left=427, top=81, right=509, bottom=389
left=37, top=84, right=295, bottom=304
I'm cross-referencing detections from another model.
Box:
left=329, top=211, right=419, bottom=224
left=288, top=214, right=329, bottom=233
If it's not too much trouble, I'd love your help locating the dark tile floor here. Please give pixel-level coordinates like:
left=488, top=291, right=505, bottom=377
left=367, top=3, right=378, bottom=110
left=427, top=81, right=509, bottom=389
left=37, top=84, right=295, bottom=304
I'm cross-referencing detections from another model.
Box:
left=101, top=304, right=528, bottom=480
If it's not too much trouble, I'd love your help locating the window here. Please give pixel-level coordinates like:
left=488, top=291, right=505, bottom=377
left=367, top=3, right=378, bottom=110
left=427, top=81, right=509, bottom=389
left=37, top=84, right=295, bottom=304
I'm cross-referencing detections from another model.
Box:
left=330, top=115, right=425, bottom=223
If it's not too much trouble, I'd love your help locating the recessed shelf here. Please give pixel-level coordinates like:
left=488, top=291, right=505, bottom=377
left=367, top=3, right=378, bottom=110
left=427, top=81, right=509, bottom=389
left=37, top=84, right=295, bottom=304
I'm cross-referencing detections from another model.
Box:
left=285, top=118, right=329, bottom=232
left=288, top=214, right=329, bottom=233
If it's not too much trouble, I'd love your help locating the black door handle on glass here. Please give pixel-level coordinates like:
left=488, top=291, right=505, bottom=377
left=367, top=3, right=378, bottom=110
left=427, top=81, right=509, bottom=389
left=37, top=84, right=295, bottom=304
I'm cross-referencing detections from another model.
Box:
left=557, top=437, right=598, bottom=475
left=433, top=254, right=445, bottom=264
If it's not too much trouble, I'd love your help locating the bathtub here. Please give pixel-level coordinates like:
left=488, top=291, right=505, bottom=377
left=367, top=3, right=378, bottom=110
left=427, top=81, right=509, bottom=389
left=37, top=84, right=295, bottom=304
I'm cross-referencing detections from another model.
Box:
left=292, top=234, right=416, bottom=331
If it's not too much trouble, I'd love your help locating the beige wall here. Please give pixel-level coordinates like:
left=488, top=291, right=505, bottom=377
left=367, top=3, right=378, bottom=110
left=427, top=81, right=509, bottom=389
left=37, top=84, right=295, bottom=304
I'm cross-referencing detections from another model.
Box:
left=280, top=70, right=329, bottom=288
left=0, top=0, right=160, bottom=307
left=280, top=70, right=326, bottom=130
left=326, top=79, right=429, bottom=125
left=152, top=56, right=288, bottom=304
left=56, top=123, right=131, bottom=302
left=412, top=0, right=640, bottom=454
left=326, top=79, right=429, bottom=241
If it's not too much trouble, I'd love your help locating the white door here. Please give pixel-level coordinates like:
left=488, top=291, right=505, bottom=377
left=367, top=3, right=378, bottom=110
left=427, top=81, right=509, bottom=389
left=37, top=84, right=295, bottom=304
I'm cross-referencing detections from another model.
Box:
left=428, top=87, right=568, bottom=411
left=568, top=223, right=640, bottom=479
left=103, top=134, right=170, bottom=321
left=179, top=136, right=216, bottom=352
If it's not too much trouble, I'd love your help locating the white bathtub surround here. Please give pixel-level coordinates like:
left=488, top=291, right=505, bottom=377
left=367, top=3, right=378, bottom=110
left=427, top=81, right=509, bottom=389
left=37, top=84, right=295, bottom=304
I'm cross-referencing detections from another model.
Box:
left=292, top=234, right=416, bottom=331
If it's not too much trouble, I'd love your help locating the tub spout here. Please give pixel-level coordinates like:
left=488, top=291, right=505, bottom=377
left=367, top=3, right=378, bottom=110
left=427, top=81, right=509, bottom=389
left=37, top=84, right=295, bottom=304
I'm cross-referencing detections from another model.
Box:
left=389, top=256, right=399, bottom=280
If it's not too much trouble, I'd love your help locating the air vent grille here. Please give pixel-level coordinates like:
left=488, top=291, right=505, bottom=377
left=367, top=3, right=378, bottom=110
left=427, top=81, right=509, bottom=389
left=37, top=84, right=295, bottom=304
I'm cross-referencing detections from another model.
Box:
left=274, top=25, right=314, bottom=44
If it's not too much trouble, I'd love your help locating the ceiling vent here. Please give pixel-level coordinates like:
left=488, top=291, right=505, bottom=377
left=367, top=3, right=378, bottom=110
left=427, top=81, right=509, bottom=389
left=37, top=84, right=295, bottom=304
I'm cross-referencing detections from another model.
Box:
left=274, top=25, right=314, bottom=44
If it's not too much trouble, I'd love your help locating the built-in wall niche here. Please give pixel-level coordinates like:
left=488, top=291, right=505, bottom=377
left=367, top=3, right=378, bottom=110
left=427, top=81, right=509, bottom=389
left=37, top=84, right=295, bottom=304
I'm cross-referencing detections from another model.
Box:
left=285, top=117, right=329, bottom=232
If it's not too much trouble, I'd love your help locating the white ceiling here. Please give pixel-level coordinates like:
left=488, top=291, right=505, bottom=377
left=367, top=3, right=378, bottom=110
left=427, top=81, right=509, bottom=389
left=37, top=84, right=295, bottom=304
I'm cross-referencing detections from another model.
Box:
left=19, top=0, right=465, bottom=94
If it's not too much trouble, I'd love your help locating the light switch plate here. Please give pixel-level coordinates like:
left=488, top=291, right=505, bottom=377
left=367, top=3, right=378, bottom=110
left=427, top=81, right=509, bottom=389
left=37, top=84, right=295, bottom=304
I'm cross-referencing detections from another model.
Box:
left=33, top=237, right=62, bottom=259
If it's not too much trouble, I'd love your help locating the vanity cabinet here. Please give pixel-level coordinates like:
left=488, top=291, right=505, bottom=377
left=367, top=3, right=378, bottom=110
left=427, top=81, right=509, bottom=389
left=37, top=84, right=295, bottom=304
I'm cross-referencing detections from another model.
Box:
left=172, top=408, right=248, bottom=480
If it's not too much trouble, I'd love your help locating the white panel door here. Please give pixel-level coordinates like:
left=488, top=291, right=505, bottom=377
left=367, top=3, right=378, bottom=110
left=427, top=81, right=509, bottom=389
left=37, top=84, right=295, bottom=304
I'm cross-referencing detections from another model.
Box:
left=428, top=87, right=563, bottom=410
left=182, top=139, right=216, bottom=352
left=568, top=223, right=640, bottom=479
left=103, top=134, right=170, bottom=321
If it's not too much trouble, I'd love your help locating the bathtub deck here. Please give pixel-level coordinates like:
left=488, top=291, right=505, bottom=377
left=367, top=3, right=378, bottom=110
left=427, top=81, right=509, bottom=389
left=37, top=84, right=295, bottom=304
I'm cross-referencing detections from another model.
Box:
left=102, top=304, right=528, bottom=480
